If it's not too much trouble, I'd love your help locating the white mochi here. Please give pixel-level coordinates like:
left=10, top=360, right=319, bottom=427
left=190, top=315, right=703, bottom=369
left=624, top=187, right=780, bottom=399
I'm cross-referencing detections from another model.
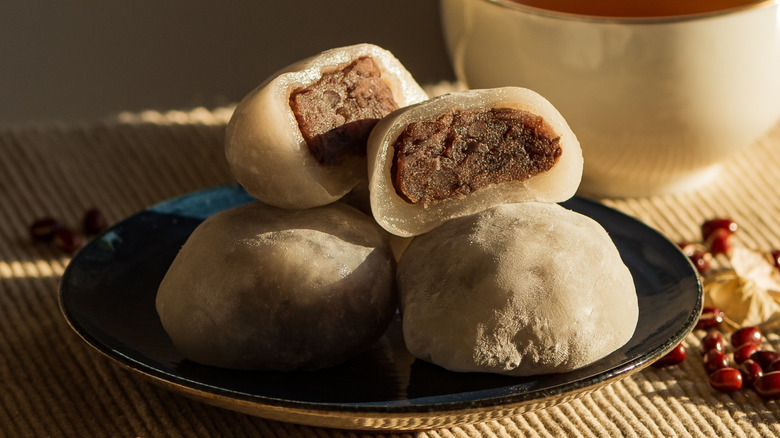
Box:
left=367, top=87, right=583, bottom=237
left=398, top=202, right=637, bottom=376
left=225, top=43, right=428, bottom=209
left=155, top=201, right=397, bottom=371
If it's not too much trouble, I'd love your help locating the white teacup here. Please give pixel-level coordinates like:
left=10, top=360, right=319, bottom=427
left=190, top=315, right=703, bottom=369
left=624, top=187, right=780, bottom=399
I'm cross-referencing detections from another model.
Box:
left=441, top=0, right=780, bottom=197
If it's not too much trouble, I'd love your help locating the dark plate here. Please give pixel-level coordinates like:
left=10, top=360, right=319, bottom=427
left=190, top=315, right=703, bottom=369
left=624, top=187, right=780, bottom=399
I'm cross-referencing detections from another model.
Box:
left=59, top=185, right=702, bottom=431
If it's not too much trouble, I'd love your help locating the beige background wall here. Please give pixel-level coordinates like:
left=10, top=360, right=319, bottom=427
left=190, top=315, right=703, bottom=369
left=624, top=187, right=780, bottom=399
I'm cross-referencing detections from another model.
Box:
left=1, top=1, right=454, bottom=125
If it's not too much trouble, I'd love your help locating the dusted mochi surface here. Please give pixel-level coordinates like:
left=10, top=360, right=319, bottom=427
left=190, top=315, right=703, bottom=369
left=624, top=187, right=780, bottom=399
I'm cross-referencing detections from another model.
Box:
left=155, top=201, right=397, bottom=371
left=225, top=43, right=428, bottom=210
left=398, top=202, right=637, bottom=376
left=367, top=87, right=583, bottom=237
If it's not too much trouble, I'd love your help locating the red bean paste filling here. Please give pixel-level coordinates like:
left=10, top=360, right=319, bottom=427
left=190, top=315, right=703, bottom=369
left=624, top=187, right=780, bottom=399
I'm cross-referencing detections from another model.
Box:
left=391, top=108, right=562, bottom=205
left=289, top=56, right=399, bottom=166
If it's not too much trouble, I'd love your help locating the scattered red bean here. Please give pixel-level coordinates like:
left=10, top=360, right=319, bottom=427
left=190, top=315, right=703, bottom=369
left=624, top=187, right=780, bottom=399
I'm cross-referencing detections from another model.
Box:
left=754, top=371, right=780, bottom=399
left=652, top=343, right=687, bottom=368
left=29, top=217, right=63, bottom=243
left=704, top=349, right=730, bottom=374
left=687, top=217, right=780, bottom=397
left=766, top=358, right=780, bottom=373
left=701, top=330, right=725, bottom=353
left=731, top=326, right=762, bottom=348
left=734, top=343, right=759, bottom=365
left=53, top=227, right=81, bottom=254
left=683, top=217, right=739, bottom=273
left=750, top=350, right=780, bottom=369
left=29, top=208, right=109, bottom=254
left=82, top=208, right=107, bottom=235
left=689, top=250, right=712, bottom=274
left=739, top=359, right=763, bottom=389
left=705, top=228, right=734, bottom=255
left=709, top=367, right=743, bottom=392
left=701, top=218, right=738, bottom=241
left=696, top=306, right=724, bottom=330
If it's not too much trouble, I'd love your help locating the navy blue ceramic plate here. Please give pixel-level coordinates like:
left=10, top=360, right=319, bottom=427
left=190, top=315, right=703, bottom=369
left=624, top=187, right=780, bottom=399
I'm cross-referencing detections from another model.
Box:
left=60, top=185, right=702, bottom=430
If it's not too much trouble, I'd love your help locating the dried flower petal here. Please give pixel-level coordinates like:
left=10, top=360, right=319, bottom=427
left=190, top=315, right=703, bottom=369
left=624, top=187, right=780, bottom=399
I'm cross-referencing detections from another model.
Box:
left=730, top=247, right=780, bottom=295
left=703, top=271, right=780, bottom=327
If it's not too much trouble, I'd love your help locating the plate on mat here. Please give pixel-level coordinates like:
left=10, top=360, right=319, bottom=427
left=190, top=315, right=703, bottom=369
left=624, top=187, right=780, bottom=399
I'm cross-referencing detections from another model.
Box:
left=60, top=185, right=702, bottom=430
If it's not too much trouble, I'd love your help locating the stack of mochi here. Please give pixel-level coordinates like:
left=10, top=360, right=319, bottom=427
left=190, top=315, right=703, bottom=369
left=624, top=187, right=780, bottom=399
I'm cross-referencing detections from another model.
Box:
left=155, top=43, right=639, bottom=376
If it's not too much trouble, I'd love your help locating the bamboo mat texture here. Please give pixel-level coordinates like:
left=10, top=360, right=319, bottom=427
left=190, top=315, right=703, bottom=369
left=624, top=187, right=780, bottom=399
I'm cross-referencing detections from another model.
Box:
left=1, top=99, right=780, bottom=436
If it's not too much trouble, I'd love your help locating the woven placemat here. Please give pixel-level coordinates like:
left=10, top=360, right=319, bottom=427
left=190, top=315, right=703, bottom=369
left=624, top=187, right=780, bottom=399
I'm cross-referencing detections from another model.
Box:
left=1, top=101, right=779, bottom=436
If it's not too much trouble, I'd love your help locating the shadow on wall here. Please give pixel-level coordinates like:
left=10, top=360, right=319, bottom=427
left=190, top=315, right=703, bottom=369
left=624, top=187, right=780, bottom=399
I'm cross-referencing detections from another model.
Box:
left=1, top=0, right=454, bottom=124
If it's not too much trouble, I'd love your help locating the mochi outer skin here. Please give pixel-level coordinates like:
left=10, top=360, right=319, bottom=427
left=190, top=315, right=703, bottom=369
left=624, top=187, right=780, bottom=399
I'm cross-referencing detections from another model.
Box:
left=398, top=202, right=638, bottom=376
left=155, top=201, right=398, bottom=371
left=225, top=43, right=428, bottom=210
left=367, top=87, right=583, bottom=237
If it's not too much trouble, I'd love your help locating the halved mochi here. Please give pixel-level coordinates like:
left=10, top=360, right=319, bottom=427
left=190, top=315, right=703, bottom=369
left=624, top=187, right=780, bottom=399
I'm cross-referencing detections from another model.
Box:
left=367, top=87, right=582, bottom=236
left=225, top=43, right=428, bottom=209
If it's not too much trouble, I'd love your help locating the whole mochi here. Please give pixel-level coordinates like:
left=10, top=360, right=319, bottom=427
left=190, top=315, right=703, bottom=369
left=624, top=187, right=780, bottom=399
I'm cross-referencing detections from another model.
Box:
left=155, top=201, right=397, bottom=371
left=397, top=202, right=638, bottom=376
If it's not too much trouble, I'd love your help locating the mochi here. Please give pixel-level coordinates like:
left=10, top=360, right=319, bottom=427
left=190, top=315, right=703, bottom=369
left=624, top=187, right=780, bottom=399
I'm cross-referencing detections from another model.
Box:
left=397, top=202, right=637, bottom=376
left=367, top=87, right=582, bottom=237
left=156, top=201, right=397, bottom=371
left=225, top=43, right=428, bottom=209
